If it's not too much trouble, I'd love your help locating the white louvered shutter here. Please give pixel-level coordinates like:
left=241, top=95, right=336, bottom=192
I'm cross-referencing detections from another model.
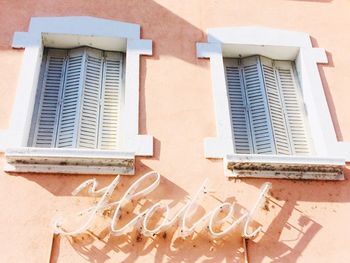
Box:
left=33, top=49, right=67, bottom=147
left=32, top=47, right=124, bottom=150
left=56, top=48, right=85, bottom=148
left=77, top=48, right=104, bottom=149
left=275, top=61, right=311, bottom=155
left=224, top=58, right=252, bottom=154
left=225, top=55, right=311, bottom=156
left=241, top=57, right=275, bottom=154
left=98, top=52, right=123, bottom=150
left=260, top=57, right=291, bottom=155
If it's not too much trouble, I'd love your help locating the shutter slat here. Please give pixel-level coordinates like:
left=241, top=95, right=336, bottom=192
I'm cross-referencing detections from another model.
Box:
left=56, top=49, right=85, bottom=148
left=275, top=62, right=311, bottom=155
left=224, top=59, right=252, bottom=154
left=261, top=58, right=291, bottom=155
left=242, top=57, right=275, bottom=154
left=33, top=49, right=66, bottom=147
left=98, top=52, right=123, bottom=150
left=77, top=49, right=103, bottom=149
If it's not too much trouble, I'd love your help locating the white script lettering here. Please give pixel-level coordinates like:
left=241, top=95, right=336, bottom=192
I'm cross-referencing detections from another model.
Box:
left=54, top=171, right=271, bottom=239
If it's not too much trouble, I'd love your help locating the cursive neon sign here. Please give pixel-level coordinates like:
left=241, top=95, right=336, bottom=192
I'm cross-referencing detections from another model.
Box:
left=54, top=171, right=271, bottom=239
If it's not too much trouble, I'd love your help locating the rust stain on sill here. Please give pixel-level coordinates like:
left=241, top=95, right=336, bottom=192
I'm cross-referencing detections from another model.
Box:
left=10, top=158, right=134, bottom=168
left=227, top=162, right=343, bottom=173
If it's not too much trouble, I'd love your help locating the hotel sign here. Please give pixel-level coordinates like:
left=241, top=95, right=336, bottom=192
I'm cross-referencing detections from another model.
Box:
left=54, top=171, right=271, bottom=239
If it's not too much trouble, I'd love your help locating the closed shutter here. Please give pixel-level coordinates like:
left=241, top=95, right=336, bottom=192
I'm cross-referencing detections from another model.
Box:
left=77, top=48, right=104, bottom=149
left=56, top=48, right=85, bottom=148
left=224, top=58, right=252, bottom=154
left=33, top=49, right=67, bottom=147
left=275, top=61, right=311, bottom=155
left=241, top=57, right=275, bottom=154
left=98, top=52, right=123, bottom=150
left=32, top=47, right=124, bottom=150
left=225, top=56, right=311, bottom=156
left=260, top=57, right=291, bottom=155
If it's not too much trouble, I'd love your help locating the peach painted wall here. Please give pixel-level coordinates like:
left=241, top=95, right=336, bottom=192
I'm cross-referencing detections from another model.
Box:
left=0, top=0, right=350, bottom=262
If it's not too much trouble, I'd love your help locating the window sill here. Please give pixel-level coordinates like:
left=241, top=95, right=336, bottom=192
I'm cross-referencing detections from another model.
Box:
left=225, top=154, right=345, bottom=180
left=5, top=147, right=135, bottom=175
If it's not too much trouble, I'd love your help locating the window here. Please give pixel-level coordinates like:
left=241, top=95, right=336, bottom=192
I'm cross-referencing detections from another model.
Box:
left=1, top=17, right=153, bottom=175
left=224, top=56, right=311, bottom=156
left=30, top=47, right=124, bottom=150
left=197, top=26, right=348, bottom=180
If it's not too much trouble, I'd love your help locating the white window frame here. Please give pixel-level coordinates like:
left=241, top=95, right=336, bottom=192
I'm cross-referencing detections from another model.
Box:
left=0, top=16, right=153, bottom=175
left=197, top=26, right=349, bottom=179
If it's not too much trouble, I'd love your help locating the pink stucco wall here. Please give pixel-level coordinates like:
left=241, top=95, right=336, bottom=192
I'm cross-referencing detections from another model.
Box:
left=0, top=0, right=350, bottom=262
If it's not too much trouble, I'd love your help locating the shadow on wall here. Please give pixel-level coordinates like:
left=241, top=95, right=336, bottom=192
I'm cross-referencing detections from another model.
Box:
left=0, top=0, right=206, bottom=64
left=1, top=0, right=208, bottom=141
left=287, top=0, right=332, bottom=2
left=48, top=161, right=252, bottom=263
left=12, top=151, right=350, bottom=262
left=240, top=165, right=350, bottom=262
left=46, top=164, right=343, bottom=263
left=246, top=183, right=323, bottom=262
left=309, top=36, right=343, bottom=141
left=1, top=0, right=343, bottom=139
left=38, top=162, right=349, bottom=263
left=2, top=0, right=347, bottom=262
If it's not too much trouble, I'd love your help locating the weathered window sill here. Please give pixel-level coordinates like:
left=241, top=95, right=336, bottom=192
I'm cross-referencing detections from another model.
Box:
left=225, top=154, right=345, bottom=180
left=5, top=147, right=135, bottom=175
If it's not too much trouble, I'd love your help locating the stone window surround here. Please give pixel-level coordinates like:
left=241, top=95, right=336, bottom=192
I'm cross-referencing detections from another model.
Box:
left=0, top=16, right=153, bottom=175
left=196, top=26, right=349, bottom=179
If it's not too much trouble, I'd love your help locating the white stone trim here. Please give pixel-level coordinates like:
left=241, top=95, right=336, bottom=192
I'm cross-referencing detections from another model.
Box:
left=197, top=42, right=234, bottom=157
left=0, top=16, right=153, bottom=174
left=224, top=154, right=345, bottom=180
left=5, top=147, right=134, bottom=175
left=197, top=26, right=350, bottom=161
left=121, top=39, right=153, bottom=156
left=207, top=26, right=312, bottom=48
left=5, top=164, right=132, bottom=175
left=1, top=16, right=153, bottom=153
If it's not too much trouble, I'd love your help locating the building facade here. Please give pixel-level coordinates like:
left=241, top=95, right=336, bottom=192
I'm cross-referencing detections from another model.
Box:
left=0, top=0, right=350, bottom=262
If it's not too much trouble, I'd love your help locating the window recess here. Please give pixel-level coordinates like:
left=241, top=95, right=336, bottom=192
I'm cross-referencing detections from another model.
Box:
left=197, top=27, right=347, bottom=180
left=224, top=56, right=312, bottom=156
left=29, top=47, right=124, bottom=150
left=4, top=17, right=154, bottom=175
